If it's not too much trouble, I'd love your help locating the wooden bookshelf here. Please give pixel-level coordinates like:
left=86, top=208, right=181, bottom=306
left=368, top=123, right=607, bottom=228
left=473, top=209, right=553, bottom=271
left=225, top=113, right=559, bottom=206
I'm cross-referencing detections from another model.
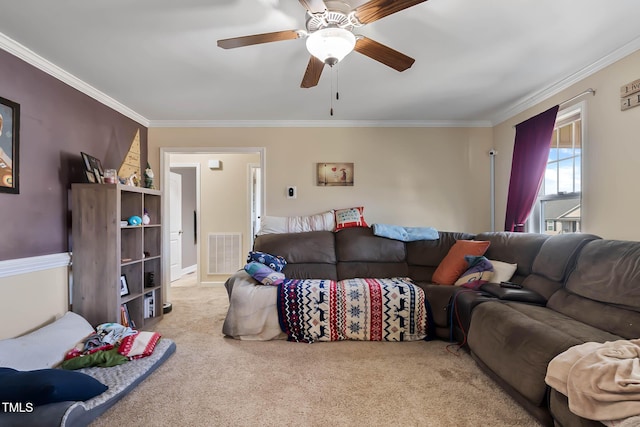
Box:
left=71, top=183, right=163, bottom=329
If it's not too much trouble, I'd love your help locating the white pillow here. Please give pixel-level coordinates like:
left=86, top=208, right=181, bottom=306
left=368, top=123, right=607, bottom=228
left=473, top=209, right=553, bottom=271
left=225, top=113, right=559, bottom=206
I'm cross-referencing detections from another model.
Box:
left=0, top=311, right=94, bottom=370
left=257, top=211, right=335, bottom=235
left=489, top=260, right=518, bottom=283
left=287, top=210, right=335, bottom=233
left=257, top=216, right=287, bottom=235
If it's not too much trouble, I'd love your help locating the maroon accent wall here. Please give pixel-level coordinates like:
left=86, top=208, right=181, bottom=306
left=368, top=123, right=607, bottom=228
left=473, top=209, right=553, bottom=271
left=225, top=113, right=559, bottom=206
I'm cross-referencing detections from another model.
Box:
left=0, top=49, right=148, bottom=261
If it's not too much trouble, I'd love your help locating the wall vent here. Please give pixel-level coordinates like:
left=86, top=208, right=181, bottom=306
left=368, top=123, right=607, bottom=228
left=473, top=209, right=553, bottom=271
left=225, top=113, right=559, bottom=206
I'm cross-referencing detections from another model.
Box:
left=207, top=233, right=242, bottom=274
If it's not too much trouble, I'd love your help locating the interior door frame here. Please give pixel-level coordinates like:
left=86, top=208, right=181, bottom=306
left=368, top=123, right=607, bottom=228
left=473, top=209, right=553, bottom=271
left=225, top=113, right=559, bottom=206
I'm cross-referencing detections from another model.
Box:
left=160, top=147, right=265, bottom=299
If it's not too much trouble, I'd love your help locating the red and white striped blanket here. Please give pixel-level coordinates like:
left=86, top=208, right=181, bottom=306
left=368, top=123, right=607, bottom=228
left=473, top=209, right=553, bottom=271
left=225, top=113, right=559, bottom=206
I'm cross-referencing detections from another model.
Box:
left=277, top=277, right=432, bottom=343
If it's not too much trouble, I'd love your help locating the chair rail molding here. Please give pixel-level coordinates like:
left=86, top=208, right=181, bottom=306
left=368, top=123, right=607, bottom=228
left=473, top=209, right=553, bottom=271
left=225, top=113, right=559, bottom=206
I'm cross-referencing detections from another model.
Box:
left=0, top=253, right=71, bottom=278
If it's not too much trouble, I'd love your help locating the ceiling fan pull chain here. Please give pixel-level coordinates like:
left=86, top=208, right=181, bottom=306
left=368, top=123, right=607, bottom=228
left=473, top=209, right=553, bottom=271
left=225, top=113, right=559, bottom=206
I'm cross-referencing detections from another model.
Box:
left=330, top=65, right=334, bottom=116
left=336, top=64, right=340, bottom=101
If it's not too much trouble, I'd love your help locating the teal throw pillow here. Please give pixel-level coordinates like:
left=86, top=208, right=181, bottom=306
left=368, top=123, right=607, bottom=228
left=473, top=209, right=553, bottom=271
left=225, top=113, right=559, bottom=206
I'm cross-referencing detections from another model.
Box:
left=244, top=261, right=285, bottom=286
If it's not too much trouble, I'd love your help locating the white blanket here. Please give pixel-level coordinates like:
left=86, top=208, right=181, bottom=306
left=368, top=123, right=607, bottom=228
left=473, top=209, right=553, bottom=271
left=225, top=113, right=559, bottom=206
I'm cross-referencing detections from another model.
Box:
left=257, top=210, right=335, bottom=235
left=545, top=339, right=640, bottom=422
left=222, top=271, right=286, bottom=340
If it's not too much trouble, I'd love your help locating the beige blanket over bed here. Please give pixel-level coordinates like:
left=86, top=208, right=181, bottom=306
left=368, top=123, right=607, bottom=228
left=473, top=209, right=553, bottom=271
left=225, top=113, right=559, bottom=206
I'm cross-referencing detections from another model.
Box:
left=545, top=339, right=640, bottom=421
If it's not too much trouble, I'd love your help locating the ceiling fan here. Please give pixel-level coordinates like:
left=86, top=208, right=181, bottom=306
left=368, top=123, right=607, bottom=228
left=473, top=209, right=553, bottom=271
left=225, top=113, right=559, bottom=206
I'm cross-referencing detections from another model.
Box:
left=217, top=0, right=427, bottom=88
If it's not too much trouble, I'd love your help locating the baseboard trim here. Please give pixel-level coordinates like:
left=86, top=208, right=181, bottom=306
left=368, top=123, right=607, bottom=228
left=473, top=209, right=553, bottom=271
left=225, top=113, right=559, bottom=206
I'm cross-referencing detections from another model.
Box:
left=181, top=265, right=197, bottom=276
left=0, top=253, right=71, bottom=278
left=198, top=281, right=226, bottom=287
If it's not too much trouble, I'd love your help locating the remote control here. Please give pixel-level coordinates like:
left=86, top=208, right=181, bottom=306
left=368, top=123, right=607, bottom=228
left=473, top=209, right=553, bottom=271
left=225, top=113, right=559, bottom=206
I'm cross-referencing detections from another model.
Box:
left=500, top=281, right=523, bottom=289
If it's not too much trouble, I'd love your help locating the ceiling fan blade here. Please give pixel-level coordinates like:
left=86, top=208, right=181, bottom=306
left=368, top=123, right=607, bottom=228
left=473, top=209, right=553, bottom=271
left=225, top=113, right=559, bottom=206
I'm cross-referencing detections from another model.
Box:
left=301, top=56, right=325, bottom=88
left=354, top=0, right=427, bottom=24
left=354, top=37, right=415, bottom=71
left=298, top=0, right=326, bottom=14
left=217, top=30, right=300, bottom=49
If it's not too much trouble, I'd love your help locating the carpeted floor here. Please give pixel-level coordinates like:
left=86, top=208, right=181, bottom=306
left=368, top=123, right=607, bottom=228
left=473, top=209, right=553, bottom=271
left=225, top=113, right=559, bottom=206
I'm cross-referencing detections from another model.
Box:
left=90, top=283, right=542, bottom=427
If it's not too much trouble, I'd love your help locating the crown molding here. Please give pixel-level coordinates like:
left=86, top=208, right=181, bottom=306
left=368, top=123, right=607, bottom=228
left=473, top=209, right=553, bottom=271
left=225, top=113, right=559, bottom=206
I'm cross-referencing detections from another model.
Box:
left=0, top=253, right=71, bottom=278
left=147, top=119, right=493, bottom=128
left=3, top=30, right=640, bottom=130
left=0, top=32, right=149, bottom=127
left=490, top=35, right=640, bottom=126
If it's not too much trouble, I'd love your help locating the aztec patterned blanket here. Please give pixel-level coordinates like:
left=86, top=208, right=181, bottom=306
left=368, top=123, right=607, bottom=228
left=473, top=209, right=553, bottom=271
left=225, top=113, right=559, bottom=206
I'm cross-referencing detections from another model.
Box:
left=277, top=277, right=433, bottom=343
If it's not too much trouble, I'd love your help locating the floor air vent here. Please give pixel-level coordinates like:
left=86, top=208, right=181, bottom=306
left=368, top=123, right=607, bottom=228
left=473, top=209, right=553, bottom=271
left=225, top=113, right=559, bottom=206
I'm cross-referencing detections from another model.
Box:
left=207, top=233, right=242, bottom=274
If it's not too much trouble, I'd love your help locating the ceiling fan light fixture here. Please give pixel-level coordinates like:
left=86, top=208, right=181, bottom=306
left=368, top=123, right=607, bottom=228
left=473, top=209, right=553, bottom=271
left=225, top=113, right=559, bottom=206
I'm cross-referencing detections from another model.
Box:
left=306, top=27, right=356, bottom=66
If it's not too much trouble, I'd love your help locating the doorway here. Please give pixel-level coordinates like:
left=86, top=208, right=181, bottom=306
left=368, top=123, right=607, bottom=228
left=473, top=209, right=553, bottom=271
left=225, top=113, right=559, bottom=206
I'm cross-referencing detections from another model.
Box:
left=249, top=163, right=262, bottom=249
left=161, top=147, right=265, bottom=299
left=169, top=164, right=199, bottom=283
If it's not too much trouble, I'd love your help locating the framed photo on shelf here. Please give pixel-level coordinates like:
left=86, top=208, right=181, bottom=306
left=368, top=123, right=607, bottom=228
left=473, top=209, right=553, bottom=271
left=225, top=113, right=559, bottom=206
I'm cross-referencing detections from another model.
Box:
left=120, top=274, right=130, bottom=297
left=0, top=96, right=20, bottom=194
left=81, top=151, right=104, bottom=183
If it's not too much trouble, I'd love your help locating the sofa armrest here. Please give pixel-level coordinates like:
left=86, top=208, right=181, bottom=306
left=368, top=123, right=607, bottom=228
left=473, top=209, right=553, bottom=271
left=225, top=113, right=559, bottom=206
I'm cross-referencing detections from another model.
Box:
left=479, top=283, right=547, bottom=305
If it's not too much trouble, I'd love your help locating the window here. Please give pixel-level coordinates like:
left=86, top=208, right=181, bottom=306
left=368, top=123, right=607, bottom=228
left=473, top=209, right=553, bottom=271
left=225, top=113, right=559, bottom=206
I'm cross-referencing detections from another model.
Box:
left=527, top=105, right=582, bottom=234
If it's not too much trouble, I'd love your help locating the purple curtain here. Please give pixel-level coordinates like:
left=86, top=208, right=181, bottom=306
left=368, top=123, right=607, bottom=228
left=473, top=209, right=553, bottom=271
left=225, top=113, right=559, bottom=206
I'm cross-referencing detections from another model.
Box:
left=504, top=105, right=559, bottom=232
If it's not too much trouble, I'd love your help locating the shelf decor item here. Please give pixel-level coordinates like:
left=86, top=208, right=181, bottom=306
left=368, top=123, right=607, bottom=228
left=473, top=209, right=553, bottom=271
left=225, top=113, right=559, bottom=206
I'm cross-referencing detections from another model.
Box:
left=120, top=274, right=130, bottom=297
left=0, top=96, right=20, bottom=194
left=81, top=152, right=104, bottom=184
left=144, top=163, right=155, bottom=189
left=118, top=129, right=141, bottom=186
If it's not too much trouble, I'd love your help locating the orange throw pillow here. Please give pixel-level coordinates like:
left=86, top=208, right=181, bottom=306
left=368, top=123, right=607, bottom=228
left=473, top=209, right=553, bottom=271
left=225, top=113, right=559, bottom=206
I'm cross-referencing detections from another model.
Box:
left=431, top=240, right=491, bottom=285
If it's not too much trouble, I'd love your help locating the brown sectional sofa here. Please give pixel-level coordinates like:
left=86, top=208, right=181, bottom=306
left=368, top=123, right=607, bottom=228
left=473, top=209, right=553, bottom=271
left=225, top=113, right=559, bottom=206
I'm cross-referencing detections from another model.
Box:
left=251, top=227, right=639, bottom=426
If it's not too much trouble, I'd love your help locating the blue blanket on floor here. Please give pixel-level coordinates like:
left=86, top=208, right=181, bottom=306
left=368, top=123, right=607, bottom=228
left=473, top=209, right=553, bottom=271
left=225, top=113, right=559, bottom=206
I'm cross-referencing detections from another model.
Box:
left=372, top=223, right=439, bottom=242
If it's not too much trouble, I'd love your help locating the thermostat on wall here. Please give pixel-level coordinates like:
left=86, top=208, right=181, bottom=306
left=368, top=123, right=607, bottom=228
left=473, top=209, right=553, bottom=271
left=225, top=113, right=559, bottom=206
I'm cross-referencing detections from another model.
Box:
left=287, top=186, right=297, bottom=199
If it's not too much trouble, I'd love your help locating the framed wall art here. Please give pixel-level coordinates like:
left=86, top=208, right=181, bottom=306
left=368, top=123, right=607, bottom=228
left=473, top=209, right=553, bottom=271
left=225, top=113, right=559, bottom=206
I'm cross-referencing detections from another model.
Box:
left=0, top=97, right=20, bottom=194
left=81, top=152, right=105, bottom=183
left=316, top=162, right=354, bottom=186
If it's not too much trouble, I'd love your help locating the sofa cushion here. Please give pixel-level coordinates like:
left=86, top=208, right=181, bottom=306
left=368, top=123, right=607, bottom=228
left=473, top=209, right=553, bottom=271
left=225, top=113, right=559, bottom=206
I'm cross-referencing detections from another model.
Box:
left=475, top=232, right=548, bottom=279
left=531, top=233, right=601, bottom=282
left=282, top=263, right=338, bottom=281
left=547, top=289, right=640, bottom=340
left=336, top=227, right=405, bottom=262
left=432, top=240, right=490, bottom=285
left=522, top=233, right=601, bottom=300
left=406, top=231, right=476, bottom=267
left=468, top=301, right=620, bottom=406
left=565, top=239, right=640, bottom=309
left=0, top=312, right=94, bottom=371
left=337, top=262, right=409, bottom=281
left=0, top=367, right=108, bottom=406
left=254, top=231, right=336, bottom=264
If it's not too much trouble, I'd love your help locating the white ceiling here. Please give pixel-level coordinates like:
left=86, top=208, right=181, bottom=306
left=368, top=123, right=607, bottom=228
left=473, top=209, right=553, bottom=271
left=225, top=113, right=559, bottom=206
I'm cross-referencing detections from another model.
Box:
left=1, top=0, right=640, bottom=126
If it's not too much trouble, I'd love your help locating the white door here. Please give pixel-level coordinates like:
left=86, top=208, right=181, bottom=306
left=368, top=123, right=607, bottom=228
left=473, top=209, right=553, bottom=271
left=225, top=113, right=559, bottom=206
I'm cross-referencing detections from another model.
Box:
left=169, top=171, right=183, bottom=282
left=249, top=164, right=261, bottom=247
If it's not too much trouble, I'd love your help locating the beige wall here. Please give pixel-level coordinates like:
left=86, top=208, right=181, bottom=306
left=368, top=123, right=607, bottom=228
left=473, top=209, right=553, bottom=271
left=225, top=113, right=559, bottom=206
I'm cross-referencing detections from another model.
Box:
left=493, top=49, right=640, bottom=240
left=0, top=266, right=69, bottom=339
left=5, top=50, right=640, bottom=336
left=150, top=127, right=494, bottom=235
left=170, top=152, right=259, bottom=283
